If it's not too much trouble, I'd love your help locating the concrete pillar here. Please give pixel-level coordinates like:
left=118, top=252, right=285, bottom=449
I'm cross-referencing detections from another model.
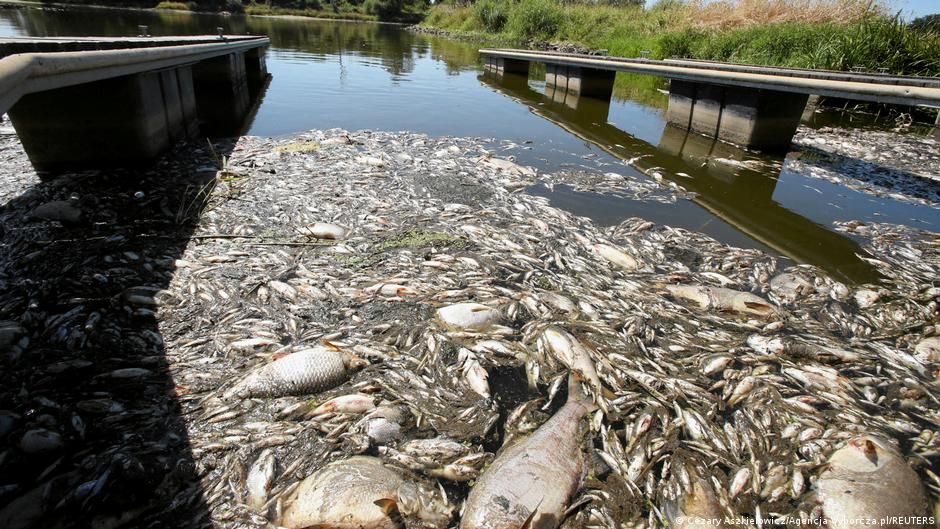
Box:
left=192, top=51, right=250, bottom=136
left=176, top=66, right=200, bottom=139
left=484, top=57, right=529, bottom=79
left=545, top=64, right=615, bottom=100
left=497, top=57, right=529, bottom=76
left=8, top=68, right=196, bottom=172
left=245, top=46, right=268, bottom=96
left=801, top=95, right=821, bottom=123
left=666, top=79, right=808, bottom=152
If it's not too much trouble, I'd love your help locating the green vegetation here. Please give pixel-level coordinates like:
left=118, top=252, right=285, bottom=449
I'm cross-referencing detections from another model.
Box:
left=43, top=0, right=428, bottom=22
left=377, top=229, right=467, bottom=251
left=243, top=0, right=428, bottom=23
left=423, top=0, right=940, bottom=76
left=155, top=1, right=195, bottom=9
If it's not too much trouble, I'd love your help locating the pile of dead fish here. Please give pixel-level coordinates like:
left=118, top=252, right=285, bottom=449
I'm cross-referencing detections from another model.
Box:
left=789, top=127, right=940, bottom=208
left=0, top=129, right=938, bottom=529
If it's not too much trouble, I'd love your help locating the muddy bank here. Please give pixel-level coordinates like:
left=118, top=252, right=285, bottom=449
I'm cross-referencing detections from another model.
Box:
left=0, top=129, right=938, bottom=528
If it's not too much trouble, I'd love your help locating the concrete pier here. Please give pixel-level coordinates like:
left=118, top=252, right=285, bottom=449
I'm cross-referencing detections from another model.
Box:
left=8, top=69, right=197, bottom=171
left=545, top=64, right=615, bottom=100
left=483, top=56, right=529, bottom=77
left=193, top=52, right=251, bottom=136
left=245, top=45, right=268, bottom=96
left=0, top=35, right=269, bottom=172
left=667, top=79, right=808, bottom=152
left=480, top=48, right=940, bottom=152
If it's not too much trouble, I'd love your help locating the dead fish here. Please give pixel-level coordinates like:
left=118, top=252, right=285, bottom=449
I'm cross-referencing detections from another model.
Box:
left=460, top=375, right=595, bottom=529
left=813, top=436, right=930, bottom=528
left=276, top=456, right=451, bottom=529
left=301, top=222, right=349, bottom=240
left=594, top=243, right=640, bottom=271
left=357, top=405, right=405, bottom=446
left=913, top=336, right=940, bottom=363
left=435, top=303, right=500, bottom=331
left=664, top=475, right=729, bottom=529
left=246, top=449, right=276, bottom=510
left=478, top=156, right=536, bottom=177
left=667, top=284, right=776, bottom=317
left=770, top=272, right=815, bottom=303
left=540, top=327, right=605, bottom=407
left=365, top=283, right=416, bottom=297
left=309, top=393, right=376, bottom=417
left=458, top=349, right=491, bottom=399
left=226, top=347, right=367, bottom=399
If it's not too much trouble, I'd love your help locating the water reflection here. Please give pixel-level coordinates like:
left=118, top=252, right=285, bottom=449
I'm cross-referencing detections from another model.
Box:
left=1, top=5, right=926, bottom=284
left=480, top=72, right=880, bottom=284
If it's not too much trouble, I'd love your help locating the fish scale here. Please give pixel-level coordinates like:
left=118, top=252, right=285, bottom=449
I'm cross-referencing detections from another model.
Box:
left=232, top=348, right=353, bottom=398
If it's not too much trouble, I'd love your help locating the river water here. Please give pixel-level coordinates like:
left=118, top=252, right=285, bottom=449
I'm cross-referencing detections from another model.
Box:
left=1, top=4, right=938, bottom=283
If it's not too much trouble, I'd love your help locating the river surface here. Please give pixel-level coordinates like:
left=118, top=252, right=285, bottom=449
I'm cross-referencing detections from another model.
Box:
left=2, top=4, right=938, bottom=283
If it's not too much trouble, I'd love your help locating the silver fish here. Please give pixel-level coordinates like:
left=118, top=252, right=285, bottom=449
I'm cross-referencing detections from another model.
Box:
left=226, top=347, right=367, bottom=398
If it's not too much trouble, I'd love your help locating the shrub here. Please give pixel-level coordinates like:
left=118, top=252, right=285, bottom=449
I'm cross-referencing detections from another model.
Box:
left=364, top=0, right=402, bottom=19
left=155, top=1, right=195, bottom=9
left=506, top=0, right=562, bottom=39
left=474, top=0, right=508, bottom=32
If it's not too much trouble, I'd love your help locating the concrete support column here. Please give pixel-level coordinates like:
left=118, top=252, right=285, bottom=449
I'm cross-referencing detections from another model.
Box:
left=245, top=45, right=268, bottom=96
left=666, top=79, right=808, bottom=152
left=8, top=68, right=197, bottom=172
left=192, top=51, right=250, bottom=136
left=546, top=63, right=615, bottom=100
left=483, top=56, right=529, bottom=78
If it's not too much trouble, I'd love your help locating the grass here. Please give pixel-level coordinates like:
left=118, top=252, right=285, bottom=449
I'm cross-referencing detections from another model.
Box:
left=422, top=0, right=940, bottom=76
left=243, top=0, right=426, bottom=23
left=155, top=1, right=194, bottom=9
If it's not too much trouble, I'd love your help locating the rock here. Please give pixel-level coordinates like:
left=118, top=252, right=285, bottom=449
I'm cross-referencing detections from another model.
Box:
left=19, top=428, right=63, bottom=453
left=0, top=321, right=24, bottom=351
left=29, top=200, right=81, bottom=224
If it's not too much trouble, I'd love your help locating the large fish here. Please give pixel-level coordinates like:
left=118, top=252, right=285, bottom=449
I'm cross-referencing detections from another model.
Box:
left=813, top=435, right=930, bottom=529
left=226, top=346, right=367, bottom=399
left=663, top=475, right=729, bottom=529
left=276, top=456, right=452, bottom=529
left=460, top=375, right=595, bottom=529
left=666, top=285, right=776, bottom=318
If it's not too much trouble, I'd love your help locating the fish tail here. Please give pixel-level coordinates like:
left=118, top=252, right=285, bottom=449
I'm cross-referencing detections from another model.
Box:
left=567, top=372, right=599, bottom=413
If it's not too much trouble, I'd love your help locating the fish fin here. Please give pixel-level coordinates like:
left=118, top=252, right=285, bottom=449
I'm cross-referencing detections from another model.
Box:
left=374, top=498, right=399, bottom=515
left=567, top=372, right=599, bottom=412
left=470, top=307, right=490, bottom=313
left=521, top=498, right=544, bottom=529
left=743, top=301, right=772, bottom=313
left=321, top=340, right=343, bottom=351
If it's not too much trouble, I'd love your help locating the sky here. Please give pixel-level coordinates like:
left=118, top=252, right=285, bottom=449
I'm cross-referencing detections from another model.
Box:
left=896, top=0, right=936, bottom=18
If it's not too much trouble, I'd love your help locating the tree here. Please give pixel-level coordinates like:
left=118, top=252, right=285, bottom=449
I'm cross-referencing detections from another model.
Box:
left=910, top=13, right=940, bottom=33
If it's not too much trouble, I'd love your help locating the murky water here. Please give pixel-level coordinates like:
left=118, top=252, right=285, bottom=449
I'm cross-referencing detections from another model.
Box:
left=2, top=4, right=938, bottom=283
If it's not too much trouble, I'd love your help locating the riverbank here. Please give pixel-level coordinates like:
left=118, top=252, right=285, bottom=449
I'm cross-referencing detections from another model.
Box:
left=0, top=0, right=425, bottom=24
left=1, top=124, right=939, bottom=527
left=421, top=0, right=940, bottom=76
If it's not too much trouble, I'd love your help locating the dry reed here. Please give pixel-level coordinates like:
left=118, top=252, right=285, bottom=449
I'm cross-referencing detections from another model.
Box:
left=680, top=0, right=885, bottom=30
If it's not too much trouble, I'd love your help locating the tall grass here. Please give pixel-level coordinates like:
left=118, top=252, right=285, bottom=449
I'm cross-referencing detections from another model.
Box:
left=681, top=0, right=883, bottom=29
left=422, top=0, right=940, bottom=76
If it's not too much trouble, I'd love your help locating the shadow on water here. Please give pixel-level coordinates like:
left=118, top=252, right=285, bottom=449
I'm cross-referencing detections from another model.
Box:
left=479, top=72, right=883, bottom=285
left=0, top=69, right=269, bottom=529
